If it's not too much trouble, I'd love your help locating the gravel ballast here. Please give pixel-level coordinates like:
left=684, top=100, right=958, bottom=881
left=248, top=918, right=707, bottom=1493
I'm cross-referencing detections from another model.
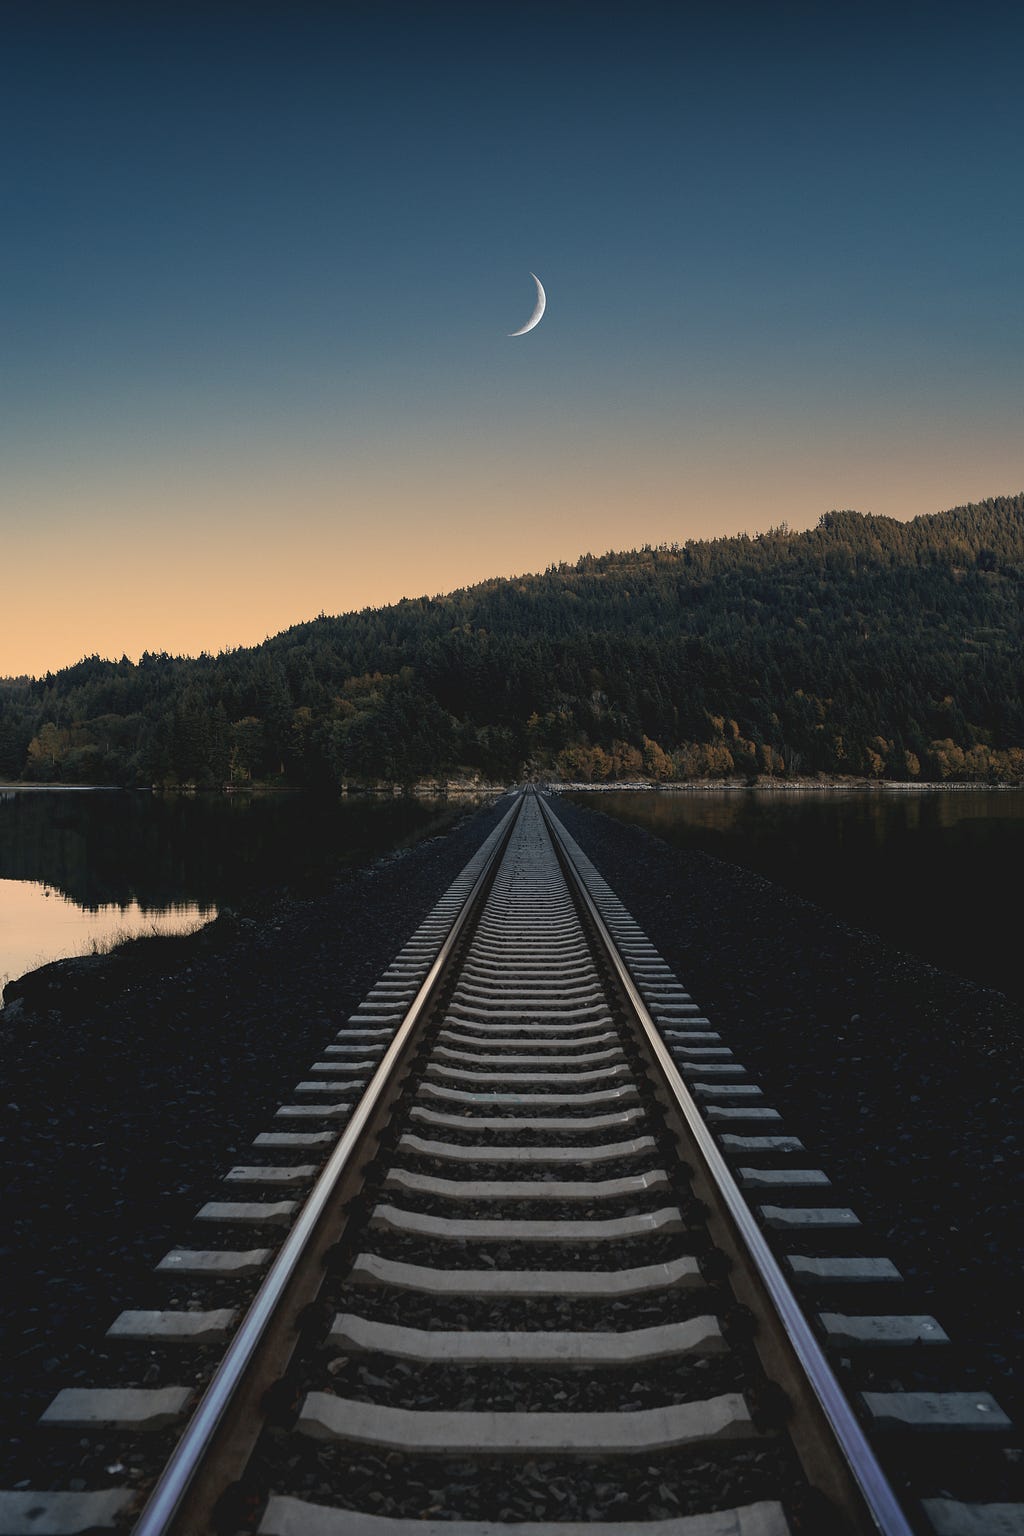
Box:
left=551, top=795, right=1024, bottom=1424
left=1, top=785, right=1021, bottom=1491
left=0, top=795, right=510, bottom=1472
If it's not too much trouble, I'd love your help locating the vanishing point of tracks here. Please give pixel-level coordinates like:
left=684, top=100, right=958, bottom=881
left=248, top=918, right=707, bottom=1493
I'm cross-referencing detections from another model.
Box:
left=3, top=791, right=1020, bottom=1536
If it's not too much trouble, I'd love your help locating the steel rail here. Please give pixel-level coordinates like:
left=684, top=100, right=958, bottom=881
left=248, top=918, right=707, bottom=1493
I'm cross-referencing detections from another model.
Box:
left=537, top=792, right=914, bottom=1536
left=132, top=792, right=525, bottom=1536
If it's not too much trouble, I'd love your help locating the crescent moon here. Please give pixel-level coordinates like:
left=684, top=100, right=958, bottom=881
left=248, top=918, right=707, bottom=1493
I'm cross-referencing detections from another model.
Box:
left=508, top=272, right=546, bottom=337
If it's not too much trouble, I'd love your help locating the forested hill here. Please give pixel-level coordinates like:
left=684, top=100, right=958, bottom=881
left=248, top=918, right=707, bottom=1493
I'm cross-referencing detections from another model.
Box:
left=3, top=495, right=1023, bottom=787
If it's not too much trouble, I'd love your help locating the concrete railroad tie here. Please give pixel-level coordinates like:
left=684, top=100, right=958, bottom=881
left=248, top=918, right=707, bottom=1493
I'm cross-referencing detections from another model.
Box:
left=255, top=1501, right=791, bottom=1536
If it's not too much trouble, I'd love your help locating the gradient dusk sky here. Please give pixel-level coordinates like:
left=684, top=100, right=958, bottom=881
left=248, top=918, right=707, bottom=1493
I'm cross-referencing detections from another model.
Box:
left=3, top=1, right=1023, bottom=677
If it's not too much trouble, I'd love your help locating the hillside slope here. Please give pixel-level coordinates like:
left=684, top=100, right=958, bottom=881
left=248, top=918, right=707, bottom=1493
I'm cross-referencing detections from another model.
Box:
left=2, top=495, right=1022, bottom=785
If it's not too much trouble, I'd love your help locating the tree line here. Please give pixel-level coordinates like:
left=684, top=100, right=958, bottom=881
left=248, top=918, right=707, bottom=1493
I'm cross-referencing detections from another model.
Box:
left=2, top=494, right=1022, bottom=788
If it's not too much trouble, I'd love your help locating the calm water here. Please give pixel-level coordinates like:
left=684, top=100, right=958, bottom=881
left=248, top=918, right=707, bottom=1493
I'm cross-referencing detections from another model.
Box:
left=567, top=789, right=1024, bottom=1006
left=6, top=786, right=1022, bottom=1006
left=0, top=788, right=486, bottom=989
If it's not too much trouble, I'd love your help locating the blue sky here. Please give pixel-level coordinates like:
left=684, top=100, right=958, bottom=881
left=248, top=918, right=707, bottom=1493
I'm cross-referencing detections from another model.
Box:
left=2, top=1, right=1022, bottom=673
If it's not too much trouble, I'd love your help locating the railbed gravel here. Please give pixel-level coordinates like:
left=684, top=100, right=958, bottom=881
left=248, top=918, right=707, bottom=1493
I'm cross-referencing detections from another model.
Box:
left=3, top=787, right=1021, bottom=1514
left=553, top=798, right=1024, bottom=1420
left=328, top=1286, right=729, bottom=1335
left=298, top=1355, right=752, bottom=1414
left=0, top=796, right=510, bottom=1479
left=360, top=1233, right=702, bottom=1271
left=254, top=1441, right=806, bottom=1524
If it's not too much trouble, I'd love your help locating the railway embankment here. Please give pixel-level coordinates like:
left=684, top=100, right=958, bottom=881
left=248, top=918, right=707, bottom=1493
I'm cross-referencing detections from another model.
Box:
left=1, top=787, right=1020, bottom=1484
left=553, top=796, right=1024, bottom=1425
left=0, top=795, right=512, bottom=1469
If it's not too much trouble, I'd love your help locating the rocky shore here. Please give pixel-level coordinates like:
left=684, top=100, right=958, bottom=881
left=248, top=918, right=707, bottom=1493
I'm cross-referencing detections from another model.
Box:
left=1, top=788, right=1021, bottom=1475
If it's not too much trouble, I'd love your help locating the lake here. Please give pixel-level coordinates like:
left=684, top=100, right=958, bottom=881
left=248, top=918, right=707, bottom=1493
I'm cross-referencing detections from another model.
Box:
left=4, top=785, right=1022, bottom=1008
left=567, top=788, right=1024, bottom=1007
left=0, top=787, right=487, bottom=990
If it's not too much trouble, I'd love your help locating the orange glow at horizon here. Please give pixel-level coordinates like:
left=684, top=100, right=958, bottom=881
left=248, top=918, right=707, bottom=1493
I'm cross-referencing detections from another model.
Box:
left=5, top=425, right=1023, bottom=678
left=5, top=3, right=1024, bottom=685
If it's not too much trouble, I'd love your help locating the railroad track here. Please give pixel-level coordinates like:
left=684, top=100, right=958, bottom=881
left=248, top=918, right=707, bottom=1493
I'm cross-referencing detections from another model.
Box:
left=2, top=790, right=1020, bottom=1536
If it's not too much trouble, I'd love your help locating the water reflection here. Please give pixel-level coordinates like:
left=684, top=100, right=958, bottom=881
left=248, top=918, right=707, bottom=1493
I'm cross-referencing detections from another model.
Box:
left=0, top=879, right=214, bottom=990
left=567, top=789, right=1024, bottom=1004
left=0, top=788, right=486, bottom=988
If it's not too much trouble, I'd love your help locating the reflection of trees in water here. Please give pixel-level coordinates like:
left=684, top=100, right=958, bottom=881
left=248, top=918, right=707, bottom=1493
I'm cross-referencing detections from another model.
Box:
left=580, top=788, right=1020, bottom=846
left=568, top=790, right=1024, bottom=1004
left=0, top=792, right=469, bottom=912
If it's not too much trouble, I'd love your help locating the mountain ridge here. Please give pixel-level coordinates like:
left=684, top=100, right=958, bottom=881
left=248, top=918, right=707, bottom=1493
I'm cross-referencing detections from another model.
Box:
left=2, top=494, right=1022, bottom=785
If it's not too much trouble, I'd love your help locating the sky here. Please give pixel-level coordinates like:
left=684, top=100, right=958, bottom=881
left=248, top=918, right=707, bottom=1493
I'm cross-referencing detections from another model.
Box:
left=2, top=0, right=1023, bottom=677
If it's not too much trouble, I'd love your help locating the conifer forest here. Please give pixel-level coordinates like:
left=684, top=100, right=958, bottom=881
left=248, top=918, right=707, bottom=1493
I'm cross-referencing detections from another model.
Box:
left=3, top=496, right=1022, bottom=788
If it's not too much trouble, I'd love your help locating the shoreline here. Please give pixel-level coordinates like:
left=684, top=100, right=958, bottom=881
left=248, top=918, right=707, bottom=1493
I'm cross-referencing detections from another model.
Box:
left=4, top=773, right=1018, bottom=1001
left=3, top=775, right=1021, bottom=796
left=550, top=777, right=1021, bottom=792
left=0, top=790, right=502, bottom=1001
left=0, top=800, right=501, bottom=1011
left=0, top=780, right=507, bottom=796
